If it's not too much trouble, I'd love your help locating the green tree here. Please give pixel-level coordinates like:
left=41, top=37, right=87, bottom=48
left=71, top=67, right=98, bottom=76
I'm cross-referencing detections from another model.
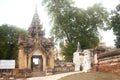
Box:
left=111, top=4, right=120, bottom=47
left=43, top=0, right=109, bottom=61
left=0, top=24, right=26, bottom=59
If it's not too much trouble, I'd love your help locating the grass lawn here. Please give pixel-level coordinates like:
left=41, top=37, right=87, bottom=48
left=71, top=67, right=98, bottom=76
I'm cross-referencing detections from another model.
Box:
left=59, top=72, right=120, bottom=80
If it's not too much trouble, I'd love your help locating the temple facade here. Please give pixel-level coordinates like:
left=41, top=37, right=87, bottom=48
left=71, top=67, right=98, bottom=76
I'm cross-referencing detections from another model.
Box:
left=17, top=8, right=54, bottom=72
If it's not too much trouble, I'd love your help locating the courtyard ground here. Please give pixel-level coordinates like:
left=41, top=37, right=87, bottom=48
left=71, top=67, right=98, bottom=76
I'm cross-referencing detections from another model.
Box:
left=59, top=72, right=120, bottom=80
left=17, top=71, right=120, bottom=80
left=26, top=71, right=81, bottom=80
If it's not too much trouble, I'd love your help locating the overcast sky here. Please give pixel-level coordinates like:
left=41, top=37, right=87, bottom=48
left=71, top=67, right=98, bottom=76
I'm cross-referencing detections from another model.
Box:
left=0, top=0, right=119, bottom=47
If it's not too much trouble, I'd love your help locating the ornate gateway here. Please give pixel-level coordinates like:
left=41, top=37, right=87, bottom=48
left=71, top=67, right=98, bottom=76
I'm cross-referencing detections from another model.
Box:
left=17, top=8, right=54, bottom=72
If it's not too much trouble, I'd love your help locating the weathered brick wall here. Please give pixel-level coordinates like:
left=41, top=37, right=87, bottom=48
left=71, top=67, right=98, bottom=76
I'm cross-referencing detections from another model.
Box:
left=54, top=62, right=74, bottom=73
left=93, top=62, right=120, bottom=73
left=92, top=48, right=120, bottom=74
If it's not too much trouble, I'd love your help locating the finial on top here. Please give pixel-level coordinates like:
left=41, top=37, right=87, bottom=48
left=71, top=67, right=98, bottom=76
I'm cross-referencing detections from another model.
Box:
left=76, top=42, right=81, bottom=52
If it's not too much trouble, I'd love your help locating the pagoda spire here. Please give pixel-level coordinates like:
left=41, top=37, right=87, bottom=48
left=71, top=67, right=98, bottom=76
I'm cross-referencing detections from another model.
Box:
left=76, top=42, right=81, bottom=52
left=31, top=4, right=40, bottom=26
left=27, top=5, right=45, bottom=38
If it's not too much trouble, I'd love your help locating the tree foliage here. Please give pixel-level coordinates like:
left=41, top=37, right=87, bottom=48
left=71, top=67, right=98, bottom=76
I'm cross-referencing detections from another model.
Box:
left=0, top=24, right=26, bottom=59
left=43, top=0, right=109, bottom=61
left=111, top=4, right=120, bottom=48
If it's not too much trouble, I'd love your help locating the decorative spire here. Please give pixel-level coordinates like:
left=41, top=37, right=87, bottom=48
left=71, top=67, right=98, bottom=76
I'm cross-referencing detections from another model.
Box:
left=76, top=42, right=81, bottom=52
left=30, top=5, right=40, bottom=26
left=27, top=5, right=45, bottom=38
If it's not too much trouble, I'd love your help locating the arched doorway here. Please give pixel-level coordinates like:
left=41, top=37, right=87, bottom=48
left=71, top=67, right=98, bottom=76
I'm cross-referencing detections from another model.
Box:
left=31, top=55, right=43, bottom=71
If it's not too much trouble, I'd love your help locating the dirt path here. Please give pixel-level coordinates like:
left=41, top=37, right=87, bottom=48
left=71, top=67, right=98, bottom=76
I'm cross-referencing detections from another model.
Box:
left=27, top=71, right=81, bottom=80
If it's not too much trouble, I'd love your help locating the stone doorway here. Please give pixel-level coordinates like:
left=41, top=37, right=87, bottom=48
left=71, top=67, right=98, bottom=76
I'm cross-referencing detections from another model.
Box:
left=31, top=55, right=43, bottom=72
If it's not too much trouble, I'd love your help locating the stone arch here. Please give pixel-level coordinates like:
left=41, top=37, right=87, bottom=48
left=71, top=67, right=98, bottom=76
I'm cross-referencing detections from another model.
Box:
left=28, top=49, right=46, bottom=71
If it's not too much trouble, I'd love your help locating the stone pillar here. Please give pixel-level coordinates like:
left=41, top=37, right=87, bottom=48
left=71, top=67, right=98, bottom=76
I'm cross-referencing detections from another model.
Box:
left=94, top=53, right=98, bottom=64
left=93, top=53, right=99, bottom=71
left=18, top=46, right=27, bottom=69
left=73, top=52, right=80, bottom=71
left=38, top=58, right=41, bottom=70
left=82, top=50, right=92, bottom=72
left=43, top=55, right=46, bottom=71
left=28, top=55, right=31, bottom=69
left=48, top=47, right=54, bottom=69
